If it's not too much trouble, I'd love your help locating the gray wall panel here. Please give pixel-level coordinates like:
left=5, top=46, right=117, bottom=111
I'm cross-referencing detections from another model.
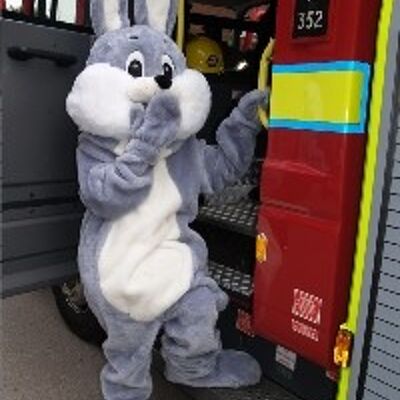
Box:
left=381, top=257, right=400, bottom=276
left=383, top=227, right=400, bottom=244
left=378, top=274, right=400, bottom=292
left=363, top=389, right=389, bottom=400
left=372, top=304, right=400, bottom=328
left=395, top=144, right=400, bottom=161
left=388, top=194, right=400, bottom=212
left=367, top=363, right=400, bottom=392
left=372, top=318, right=400, bottom=346
left=393, top=162, right=400, bottom=177
left=368, top=347, right=400, bottom=376
left=364, top=376, right=400, bottom=400
left=383, top=242, right=400, bottom=262
left=390, top=180, right=400, bottom=194
left=370, top=332, right=400, bottom=365
left=387, top=211, right=400, bottom=228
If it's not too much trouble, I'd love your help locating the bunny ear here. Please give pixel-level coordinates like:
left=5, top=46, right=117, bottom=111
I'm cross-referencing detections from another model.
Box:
left=134, top=0, right=178, bottom=35
left=91, top=0, right=130, bottom=36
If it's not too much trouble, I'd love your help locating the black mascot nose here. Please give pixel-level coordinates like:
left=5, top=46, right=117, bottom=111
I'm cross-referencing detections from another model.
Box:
left=154, top=75, right=172, bottom=89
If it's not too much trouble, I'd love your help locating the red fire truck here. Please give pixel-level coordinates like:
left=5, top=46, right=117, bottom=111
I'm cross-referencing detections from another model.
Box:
left=1, top=1, right=399, bottom=400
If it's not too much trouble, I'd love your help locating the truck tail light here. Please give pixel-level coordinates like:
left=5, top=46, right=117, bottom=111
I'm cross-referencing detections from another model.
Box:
left=333, top=326, right=353, bottom=368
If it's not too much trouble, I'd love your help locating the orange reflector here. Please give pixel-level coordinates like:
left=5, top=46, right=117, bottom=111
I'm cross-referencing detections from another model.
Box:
left=334, top=328, right=353, bottom=368
left=256, top=233, right=268, bottom=263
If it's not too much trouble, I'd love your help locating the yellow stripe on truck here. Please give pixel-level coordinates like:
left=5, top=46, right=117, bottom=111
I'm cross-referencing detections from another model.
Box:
left=337, top=0, right=395, bottom=398
left=270, top=61, right=370, bottom=134
left=271, top=70, right=364, bottom=124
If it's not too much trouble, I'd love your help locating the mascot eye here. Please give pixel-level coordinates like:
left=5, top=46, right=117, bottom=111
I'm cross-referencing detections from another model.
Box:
left=162, top=55, right=174, bottom=80
left=126, top=51, right=145, bottom=78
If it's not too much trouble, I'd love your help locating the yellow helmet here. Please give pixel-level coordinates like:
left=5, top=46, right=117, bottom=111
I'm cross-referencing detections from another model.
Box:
left=186, top=36, right=224, bottom=74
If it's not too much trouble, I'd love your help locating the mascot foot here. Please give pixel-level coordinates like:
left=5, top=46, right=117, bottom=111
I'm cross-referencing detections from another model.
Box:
left=166, top=350, right=261, bottom=388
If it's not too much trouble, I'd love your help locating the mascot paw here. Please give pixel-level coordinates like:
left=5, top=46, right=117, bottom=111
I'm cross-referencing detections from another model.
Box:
left=166, top=350, right=261, bottom=388
left=238, top=89, right=269, bottom=119
left=133, top=92, right=181, bottom=150
left=130, top=103, right=146, bottom=132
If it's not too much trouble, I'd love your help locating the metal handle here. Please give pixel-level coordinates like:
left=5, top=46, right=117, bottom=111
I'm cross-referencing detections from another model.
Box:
left=257, top=38, right=275, bottom=129
left=7, top=46, right=77, bottom=67
left=176, top=0, right=186, bottom=51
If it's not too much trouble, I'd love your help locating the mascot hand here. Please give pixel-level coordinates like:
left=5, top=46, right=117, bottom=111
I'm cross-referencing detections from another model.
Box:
left=129, top=103, right=146, bottom=132
left=238, top=89, right=269, bottom=122
left=132, top=93, right=181, bottom=150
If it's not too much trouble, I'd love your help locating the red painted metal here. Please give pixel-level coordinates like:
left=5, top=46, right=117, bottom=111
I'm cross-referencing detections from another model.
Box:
left=253, top=0, right=382, bottom=369
left=0, top=0, right=6, bottom=11
left=22, top=0, right=34, bottom=16
left=274, top=0, right=382, bottom=64
left=254, top=132, right=365, bottom=368
left=76, top=0, right=86, bottom=26
left=236, top=309, right=256, bottom=338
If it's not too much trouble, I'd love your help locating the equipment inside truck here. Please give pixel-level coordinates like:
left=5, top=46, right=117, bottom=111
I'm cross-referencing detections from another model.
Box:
left=1, top=1, right=400, bottom=400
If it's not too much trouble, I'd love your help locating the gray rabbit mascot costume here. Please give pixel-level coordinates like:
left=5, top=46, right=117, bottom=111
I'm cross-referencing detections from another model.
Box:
left=66, top=0, right=268, bottom=398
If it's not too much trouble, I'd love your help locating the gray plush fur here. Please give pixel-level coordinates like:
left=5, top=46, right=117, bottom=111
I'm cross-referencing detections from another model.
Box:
left=67, top=1, right=268, bottom=399
left=91, top=0, right=130, bottom=36
left=87, top=25, right=186, bottom=75
left=134, top=0, right=179, bottom=35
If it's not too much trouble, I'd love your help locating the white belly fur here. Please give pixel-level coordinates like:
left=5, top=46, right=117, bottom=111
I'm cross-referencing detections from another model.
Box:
left=98, top=159, right=193, bottom=321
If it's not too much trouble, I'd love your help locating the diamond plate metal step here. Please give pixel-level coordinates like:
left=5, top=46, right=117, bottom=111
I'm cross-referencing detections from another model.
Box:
left=153, top=352, right=301, bottom=400
left=209, top=261, right=253, bottom=298
left=179, top=379, right=301, bottom=400
left=198, top=199, right=259, bottom=236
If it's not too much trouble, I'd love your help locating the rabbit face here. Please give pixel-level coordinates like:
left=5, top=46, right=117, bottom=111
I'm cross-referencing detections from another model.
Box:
left=66, top=0, right=211, bottom=143
left=88, top=26, right=186, bottom=86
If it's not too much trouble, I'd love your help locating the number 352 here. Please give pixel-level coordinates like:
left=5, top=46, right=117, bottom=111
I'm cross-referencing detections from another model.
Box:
left=297, top=10, right=324, bottom=30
